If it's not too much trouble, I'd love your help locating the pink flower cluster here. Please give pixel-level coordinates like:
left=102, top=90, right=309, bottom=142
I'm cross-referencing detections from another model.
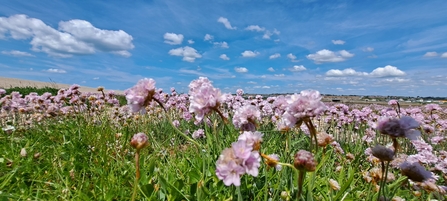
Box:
left=188, top=77, right=225, bottom=122
left=215, top=131, right=263, bottom=186
left=232, top=105, right=261, bottom=131
left=277, top=90, right=327, bottom=130
left=376, top=116, right=421, bottom=140
left=124, top=78, right=157, bottom=113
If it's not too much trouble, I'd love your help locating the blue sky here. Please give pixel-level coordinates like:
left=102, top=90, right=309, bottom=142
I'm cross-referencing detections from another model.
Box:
left=1, top=0, right=446, bottom=96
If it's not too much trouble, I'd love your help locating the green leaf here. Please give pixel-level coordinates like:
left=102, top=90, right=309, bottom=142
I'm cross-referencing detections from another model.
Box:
left=333, top=166, right=355, bottom=200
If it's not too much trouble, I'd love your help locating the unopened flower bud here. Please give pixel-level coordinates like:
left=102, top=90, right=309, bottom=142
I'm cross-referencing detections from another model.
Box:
left=329, top=179, right=340, bottom=190
left=130, top=133, right=149, bottom=150
left=371, top=145, right=394, bottom=161
left=20, top=148, right=27, bottom=157
left=97, top=86, right=104, bottom=91
left=294, top=150, right=316, bottom=172
left=33, top=152, right=41, bottom=159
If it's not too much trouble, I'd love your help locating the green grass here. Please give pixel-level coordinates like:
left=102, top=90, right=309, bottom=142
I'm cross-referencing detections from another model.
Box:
left=0, top=87, right=445, bottom=200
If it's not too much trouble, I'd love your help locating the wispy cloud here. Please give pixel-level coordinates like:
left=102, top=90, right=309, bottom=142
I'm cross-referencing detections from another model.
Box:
left=217, top=17, right=236, bottom=30
left=1, top=50, right=35, bottom=57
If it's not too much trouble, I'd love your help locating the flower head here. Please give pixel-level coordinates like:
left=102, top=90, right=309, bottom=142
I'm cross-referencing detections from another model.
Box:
left=294, top=150, right=317, bottom=172
left=400, top=161, right=433, bottom=182
left=376, top=116, right=420, bottom=140
left=124, top=78, right=157, bottom=113
left=188, top=77, right=225, bottom=122
left=130, top=133, right=149, bottom=150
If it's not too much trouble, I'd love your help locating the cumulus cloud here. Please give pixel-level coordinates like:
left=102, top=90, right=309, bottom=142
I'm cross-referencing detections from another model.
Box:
left=0, top=14, right=134, bottom=57
left=268, top=67, right=275, bottom=72
left=332, top=40, right=345, bottom=45
left=370, top=65, right=406, bottom=77
left=269, top=53, right=280, bottom=59
left=363, top=47, right=374, bottom=52
left=235, top=67, right=248, bottom=73
left=326, top=68, right=368, bottom=77
left=220, top=54, right=230, bottom=60
left=1, top=50, right=34, bottom=57
left=306, top=49, right=354, bottom=63
left=441, top=52, right=447, bottom=58
left=204, top=34, right=214, bottom=41
left=163, top=33, right=183, bottom=45
left=245, top=25, right=265, bottom=32
left=289, top=65, right=306, bottom=72
left=188, top=39, right=194, bottom=44
left=241, top=50, right=259, bottom=58
left=217, top=17, right=236, bottom=30
left=423, top=51, right=438, bottom=57
left=287, top=53, right=299, bottom=62
left=168, top=46, right=202, bottom=62
left=213, top=41, right=229, bottom=48
left=45, top=68, right=67, bottom=73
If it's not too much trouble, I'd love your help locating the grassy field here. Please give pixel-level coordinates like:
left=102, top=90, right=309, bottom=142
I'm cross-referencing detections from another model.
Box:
left=0, top=82, right=446, bottom=201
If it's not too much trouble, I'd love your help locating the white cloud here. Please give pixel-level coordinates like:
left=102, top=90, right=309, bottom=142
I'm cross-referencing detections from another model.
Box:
left=289, top=65, right=306, bottom=72
left=370, top=65, right=406, bottom=77
left=332, top=40, right=345, bottom=45
left=326, top=68, right=368, bottom=77
left=245, top=25, right=265, bottom=32
left=287, top=53, right=299, bottom=62
left=247, top=81, right=257, bottom=84
left=213, top=41, right=229, bottom=48
left=241, top=50, right=259, bottom=58
left=268, top=67, right=275, bottom=72
left=441, top=52, right=447, bottom=58
left=269, top=53, right=280, bottom=59
left=339, top=50, right=354, bottom=58
left=188, top=40, right=194, bottom=44
left=45, top=68, right=67, bottom=73
left=163, top=33, right=183, bottom=45
left=220, top=54, right=230, bottom=60
left=0, top=14, right=134, bottom=57
left=368, top=55, right=378, bottom=58
left=262, top=29, right=280, bottom=39
left=306, top=49, right=354, bottom=63
left=382, top=78, right=410, bottom=83
left=112, top=50, right=131, bottom=58
left=204, top=34, right=214, bottom=41
left=1, top=50, right=34, bottom=57
left=235, top=67, right=248, bottom=73
left=262, top=86, right=270, bottom=89
left=168, top=46, right=202, bottom=62
left=274, top=74, right=285, bottom=77
left=423, top=51, right=438, bottom=57
left=93, top=77, right=99, bottom=80
left=217, top=17, right=236, bottom=30
left=362, top=47, right=374, bottom=52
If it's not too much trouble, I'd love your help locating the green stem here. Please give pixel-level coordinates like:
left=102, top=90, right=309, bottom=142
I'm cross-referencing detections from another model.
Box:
left=297, top=170, right=305, bottom=200
left=154, top=98, right=202, bottom=148
left=237, top=185, right=243, bottom=201
left=131, top=150, right=140, bottom=201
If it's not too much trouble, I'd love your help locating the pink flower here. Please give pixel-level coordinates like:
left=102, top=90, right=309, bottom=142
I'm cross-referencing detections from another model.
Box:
left=215, top=137, right=262, bottom=186
left=388, top=100, right=398, bottom=106
left=232, top=105, right=261, bottom=131
left=294, top=150, right=317, bottom=172
left=124, top=78, right=157, bottom=113
left=188, top=77, right=225, bottom=122
left=400, top=162, right=433, bottom=182
left=192, top=129, right=205, bottom=139
left=376, top=116, right=420, bottom=140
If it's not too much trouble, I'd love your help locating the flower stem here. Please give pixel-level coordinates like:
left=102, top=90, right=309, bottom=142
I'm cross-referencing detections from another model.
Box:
left=131, top=150, right=140, bottom=201
left=297, top=170, right=306, bottom=199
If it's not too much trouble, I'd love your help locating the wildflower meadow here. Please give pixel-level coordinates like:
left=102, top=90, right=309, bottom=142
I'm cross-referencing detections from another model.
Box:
left=1, top=77, right=446, bottom=200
